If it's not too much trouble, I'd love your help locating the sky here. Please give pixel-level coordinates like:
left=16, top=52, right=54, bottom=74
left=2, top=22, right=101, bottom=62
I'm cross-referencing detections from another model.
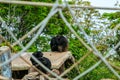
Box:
left=88, top=0, right=117, bottom=7
left=84, top=0, right=120, bottom=13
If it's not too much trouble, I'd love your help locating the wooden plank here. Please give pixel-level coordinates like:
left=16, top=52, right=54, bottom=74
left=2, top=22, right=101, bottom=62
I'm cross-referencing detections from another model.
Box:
left=12, top=52, right=31, bottom=71
left=22, top=72, right=69, bottom=80
left=12, top=51, right=72, bottom=71
left=0, top=75, right=9, bottom=80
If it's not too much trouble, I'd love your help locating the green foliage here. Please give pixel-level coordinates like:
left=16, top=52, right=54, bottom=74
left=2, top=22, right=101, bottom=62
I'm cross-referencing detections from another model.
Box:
left=0, top=42, right=6, bottom=47
left=13, top=45, right=22, bottom=52
left=84, top=64, right=118, bottom=80
left=0, top=0, right=120, bottom=80
left=102, top=12, right=120, bottom=29
left=69, top=38, right=87, bottom=59
left=103, top=12, right=120, bottom=20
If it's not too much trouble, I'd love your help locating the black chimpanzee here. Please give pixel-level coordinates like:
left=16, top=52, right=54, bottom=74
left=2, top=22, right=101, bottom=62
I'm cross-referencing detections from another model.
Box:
left=50, top=35, right=68, bottom=52
left=30, top=51, right=51, bottom=74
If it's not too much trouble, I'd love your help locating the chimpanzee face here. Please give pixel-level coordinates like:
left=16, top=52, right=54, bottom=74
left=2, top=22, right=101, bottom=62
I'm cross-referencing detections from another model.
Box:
left=50, top=35, right=68, bottom=52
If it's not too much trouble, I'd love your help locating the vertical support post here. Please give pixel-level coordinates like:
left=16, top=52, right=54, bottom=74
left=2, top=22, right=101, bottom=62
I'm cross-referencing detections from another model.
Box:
left=0, top=46, right=12, bottom=79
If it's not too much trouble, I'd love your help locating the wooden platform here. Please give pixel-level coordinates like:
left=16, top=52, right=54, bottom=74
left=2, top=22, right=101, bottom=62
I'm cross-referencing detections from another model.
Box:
left=12, top=51, right=73, bottom=71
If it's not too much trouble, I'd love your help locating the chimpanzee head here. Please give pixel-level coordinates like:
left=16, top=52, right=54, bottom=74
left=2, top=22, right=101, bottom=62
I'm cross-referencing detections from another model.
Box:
left=50, top=35, right=68, bottom=52
left=32, top=51, right=43, bottom=58
left=30, top=51, right=51, bottom=74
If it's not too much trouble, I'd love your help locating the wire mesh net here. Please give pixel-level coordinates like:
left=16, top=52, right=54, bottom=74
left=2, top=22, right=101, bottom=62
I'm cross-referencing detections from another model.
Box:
left=0, top=0, right=120, bottom=80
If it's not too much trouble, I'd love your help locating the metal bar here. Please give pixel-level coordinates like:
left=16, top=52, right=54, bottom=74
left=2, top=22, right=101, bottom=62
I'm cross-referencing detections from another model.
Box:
left=0, top=46, right=12, bottom=79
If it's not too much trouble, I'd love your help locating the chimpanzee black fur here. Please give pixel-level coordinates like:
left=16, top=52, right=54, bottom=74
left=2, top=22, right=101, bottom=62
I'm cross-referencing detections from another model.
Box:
left=50, top=35, right=68, bottom=52
left=30, top=51, right=51, bottom=74
left=116, top=46, right=120, bottom=56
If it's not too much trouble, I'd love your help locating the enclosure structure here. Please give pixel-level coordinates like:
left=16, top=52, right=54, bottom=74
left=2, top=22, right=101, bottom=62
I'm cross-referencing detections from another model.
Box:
left=12, top=51, right=73, bottom=79
left=0, top=0, right=120, bottom=80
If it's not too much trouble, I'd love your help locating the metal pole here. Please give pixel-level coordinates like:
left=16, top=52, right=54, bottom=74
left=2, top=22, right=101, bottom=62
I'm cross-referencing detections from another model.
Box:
left=0, top=46, right=12, bottom=79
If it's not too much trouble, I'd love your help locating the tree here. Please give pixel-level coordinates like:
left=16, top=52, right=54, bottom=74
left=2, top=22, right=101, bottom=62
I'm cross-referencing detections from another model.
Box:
left=0, top=0, right=70, bottom=51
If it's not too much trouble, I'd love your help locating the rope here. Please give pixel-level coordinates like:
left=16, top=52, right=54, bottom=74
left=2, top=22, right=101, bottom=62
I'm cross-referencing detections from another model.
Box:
left=60, top=51, right=92, bottom=77
left=59, top=2, right=120, bottom=78
left=0, top=34, right=51, bottom=80
left=0, top=0, right=120, bottom=10
left=64, top=0, right=120, bottom=79
left=0, top=0, right=120, bottom=79
left=97, top=23, right=120, bottom=44
left=73, top=41, right=120, bottom=80
left=58, top=9, right=92, bottom=51
left=0, top=0, right=64, bottom=79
